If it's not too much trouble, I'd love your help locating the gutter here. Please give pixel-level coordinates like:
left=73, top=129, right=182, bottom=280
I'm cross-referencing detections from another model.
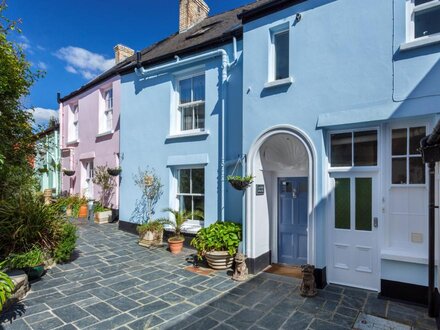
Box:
left=135, top=38, right=239, bottom=221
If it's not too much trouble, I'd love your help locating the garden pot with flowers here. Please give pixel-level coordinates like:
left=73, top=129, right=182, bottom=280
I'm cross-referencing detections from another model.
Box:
left=191, top=221, right=242, bottom=270
left=162, top=208, right=203, bottom=254
left=227, top=175, right=254, bottom=191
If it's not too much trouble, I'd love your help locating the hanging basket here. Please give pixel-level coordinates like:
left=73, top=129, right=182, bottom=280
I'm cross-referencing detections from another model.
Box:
left=107, top=168, right=122, bottom=176
left=38, top=167, right=48, bottom=174
left=228, top=178, right=253, bottom=191
left=63, top=169, right=75, bottom=176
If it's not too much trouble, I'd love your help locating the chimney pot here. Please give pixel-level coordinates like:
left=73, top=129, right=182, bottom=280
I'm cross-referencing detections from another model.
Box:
left=114, top=44, right=135, bottom=64
left=179, top=0, right=210, bottom=33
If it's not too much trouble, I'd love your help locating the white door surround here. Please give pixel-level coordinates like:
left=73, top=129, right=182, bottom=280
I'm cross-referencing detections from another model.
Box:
left=246, top=125, right=317, bottom=266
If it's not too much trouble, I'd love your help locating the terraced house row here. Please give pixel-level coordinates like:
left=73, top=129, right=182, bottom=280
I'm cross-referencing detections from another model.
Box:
left=55, top=0, right=440, bottom=306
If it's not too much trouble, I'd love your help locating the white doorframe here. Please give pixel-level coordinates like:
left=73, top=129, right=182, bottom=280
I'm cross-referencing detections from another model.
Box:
left=246, top=125, right=317, bottom=265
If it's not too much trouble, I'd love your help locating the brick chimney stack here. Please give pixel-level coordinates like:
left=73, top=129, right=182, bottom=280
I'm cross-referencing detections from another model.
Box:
left=114, top=44, right=134, bottom=64
left=179, top=0, right=210, bottom=33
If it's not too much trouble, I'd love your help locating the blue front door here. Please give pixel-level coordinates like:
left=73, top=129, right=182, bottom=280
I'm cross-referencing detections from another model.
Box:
left=278, top=177, right=308, bottom=265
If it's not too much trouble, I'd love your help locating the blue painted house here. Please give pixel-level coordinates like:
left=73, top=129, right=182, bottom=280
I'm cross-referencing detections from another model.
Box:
left=120, top=0, right=440, bottom=304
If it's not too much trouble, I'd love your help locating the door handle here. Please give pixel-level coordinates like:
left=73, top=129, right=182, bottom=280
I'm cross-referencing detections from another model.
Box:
left=373, top=217, right=378, bottom=228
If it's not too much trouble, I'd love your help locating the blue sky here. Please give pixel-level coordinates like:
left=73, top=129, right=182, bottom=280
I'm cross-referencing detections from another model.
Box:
left=6, top=0, right=252, bottom=124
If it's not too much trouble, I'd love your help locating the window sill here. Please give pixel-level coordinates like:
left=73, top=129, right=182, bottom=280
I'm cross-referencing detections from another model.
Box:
left=96, top=130, right=114, bottom=138
left=66, top=139, right=79, bottom=145
left=263, top=77, right=294, bottom=89
left=164, top=220, right=204, bottom=235
left=400, top=35, right=440, bottom=52
left=381, top=249, right=435, bottom=265
left=166, top=130, right=210, bottom=140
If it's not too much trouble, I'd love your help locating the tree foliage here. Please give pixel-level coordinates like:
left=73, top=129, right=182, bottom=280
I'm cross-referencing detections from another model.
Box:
left=0, top=0, right=42, bottom=198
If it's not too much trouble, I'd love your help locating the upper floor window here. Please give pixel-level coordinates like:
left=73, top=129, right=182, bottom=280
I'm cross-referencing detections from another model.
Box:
left=178, top=74, right=205, bottom=132
left=272, top=29, right=289, bottom=80
left=408, top=0, right=440, bottom=40
left=391, top=126, right=426, bottom=184
left=330, top=130, right=378, bottom=167
left=68, top=104, right=78, bottom=142
left=104, top=88, right=113, bottom=132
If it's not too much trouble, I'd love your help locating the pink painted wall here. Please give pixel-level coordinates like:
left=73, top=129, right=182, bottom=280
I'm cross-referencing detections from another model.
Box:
left=59, top=76, right=120, bottom=209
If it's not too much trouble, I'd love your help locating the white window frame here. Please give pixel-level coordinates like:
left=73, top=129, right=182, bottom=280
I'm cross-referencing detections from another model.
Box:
left=390, top=125, right=427, bottom=186
left=104, top=88, right=113, bottom=132
left=407, top=0, right=440, bottom=41
left=68, top=104, right=79, bottom=143
left=176, top=167, right=205, bottom=221
left=328, top=128, right=380, bottom=172
left=268, top=23, right=290, bottom=84
left=176, top=73, right=206, bottom=134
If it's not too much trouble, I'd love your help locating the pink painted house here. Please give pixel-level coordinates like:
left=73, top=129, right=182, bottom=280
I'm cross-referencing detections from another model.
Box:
left=58, top=45, right=134, bottom=211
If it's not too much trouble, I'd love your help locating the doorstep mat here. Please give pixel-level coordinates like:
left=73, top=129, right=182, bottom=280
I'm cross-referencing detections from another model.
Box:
left=264, top=264, right=302, bottom=279
left=353, top=313, right=411, bottom=330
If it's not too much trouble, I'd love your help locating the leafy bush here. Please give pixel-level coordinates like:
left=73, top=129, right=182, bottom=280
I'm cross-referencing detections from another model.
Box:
left=0, top=193, right=63, bottom=257
left=137, top=220, right=164, bottom=237
left=94, top=202, right=110, bottom=213
left=53, top=222, right=77, bottom=263
left=3, top=246, right=44, bottom=269
left=92, top=166, right=115, bottom=207
left=52, top=195, right=87, bottom=217
left=161, top=208, right=203, bottom=239
left=191, top=221, right=242, bottom=257
left=0, top=271, right=14, bottom=313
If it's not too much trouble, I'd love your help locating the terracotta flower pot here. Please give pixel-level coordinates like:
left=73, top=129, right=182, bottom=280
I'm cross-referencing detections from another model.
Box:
left=168, top=237, right=184, bottom=254
left=205, top=251, right=235, bottom=270
left=78, top=204, right=88, bottom=218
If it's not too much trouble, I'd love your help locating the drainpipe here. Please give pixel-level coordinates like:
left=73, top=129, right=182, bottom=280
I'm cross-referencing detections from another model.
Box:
left=420, top=123, right=440, bottom=318
left=135, top=39, right=238, bottom=221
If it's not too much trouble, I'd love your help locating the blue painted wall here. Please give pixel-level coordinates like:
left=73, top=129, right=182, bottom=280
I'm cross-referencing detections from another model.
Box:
left=120, top=42, right=243, bottom=225
left=241, top=0, right=440, bottom=275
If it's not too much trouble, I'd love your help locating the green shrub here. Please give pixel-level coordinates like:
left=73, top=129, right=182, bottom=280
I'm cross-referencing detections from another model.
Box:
left=4, top=246, right=44, bottom=269
left=137, top=220, right=164, bottom=237
left=0, top=193, right=63, bottom=257
left=52, top=222, right=77, bottom=263
left=94, top=202, right=110, bottom=213
left=0, top=271, right=14, bottom=313
left=52, top=195, right=87, bottom=217
left=191, top=221, right=242, bottom=258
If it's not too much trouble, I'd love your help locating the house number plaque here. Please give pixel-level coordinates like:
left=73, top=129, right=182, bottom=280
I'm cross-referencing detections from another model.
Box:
left=256, top=184, right=264, bottom=195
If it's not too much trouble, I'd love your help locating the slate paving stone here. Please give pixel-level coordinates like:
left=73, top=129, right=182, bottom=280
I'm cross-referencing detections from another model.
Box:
left=1, top=223, right=433, bottom=330
left=159, top=292, right=186, bottom=304
left=52, top=304, right=90, bottom=323
left=127, top=314, right=164, bottom=330
left=281, top=311, right=313, bottom=329
left=129, top=300, right=170, bottom=318
left=182, top=316, right=219, bottom=330
left=107, top=296, right=141, bottom=312
left=30, top=317, right=64, bottom=330
left=224, top=308, right=266, bottom=328
left=84, top=313, right=135, bottom=330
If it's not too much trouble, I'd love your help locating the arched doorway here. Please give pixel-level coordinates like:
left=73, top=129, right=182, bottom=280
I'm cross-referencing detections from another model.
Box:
left=246, top=126, right=316, bottom=269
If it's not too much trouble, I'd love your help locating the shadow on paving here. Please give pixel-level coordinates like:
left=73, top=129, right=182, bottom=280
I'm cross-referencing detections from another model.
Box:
left=0, top=223, right=437, bottom=330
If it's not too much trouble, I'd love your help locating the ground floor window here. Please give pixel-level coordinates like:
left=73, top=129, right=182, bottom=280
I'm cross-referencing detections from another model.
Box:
left=177, top=168, right=204, bottom=220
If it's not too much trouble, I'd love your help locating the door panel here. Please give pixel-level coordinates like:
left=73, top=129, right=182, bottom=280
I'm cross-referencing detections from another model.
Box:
left=329, top=173, right=379, bottom=290
left=278, top=177, right=308, bottom=265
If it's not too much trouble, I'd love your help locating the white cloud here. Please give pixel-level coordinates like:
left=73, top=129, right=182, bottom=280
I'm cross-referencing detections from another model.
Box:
left=18, top=35, right=31, bottom=50
left=28, top=107, right=58, bottom=124
left=65, top=65, right=78, bottom=74
left=37, top=61, right=47, bottom=70
left=55, top=46, right=114, bottom=80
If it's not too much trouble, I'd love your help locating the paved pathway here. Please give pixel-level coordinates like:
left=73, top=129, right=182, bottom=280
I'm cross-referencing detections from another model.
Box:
left=0, top=223, right=437, bottom=330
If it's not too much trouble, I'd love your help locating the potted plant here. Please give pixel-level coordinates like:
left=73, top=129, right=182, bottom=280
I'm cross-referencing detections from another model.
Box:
left=93, top=202, right=112, bottom=224
left=227, top=175, right=254, bottom=191
left=191, top=221, right=242, bottom=270
left=0, top=271, right=15, bottom=313
left=62, top=169, right=75, bottom=176
left=107, top=166, right=122, bottom=176
left=4, top=246, right=46, bottom=281
left=92, top=166, right=116, bottom=222
left=137, top=220, right=164, bottom=247
left=162, top=208, right=203, bottom=254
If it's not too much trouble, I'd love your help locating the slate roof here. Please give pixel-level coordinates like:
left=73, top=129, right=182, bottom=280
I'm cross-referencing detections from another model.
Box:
left=59, top=0, right=275, bottom=102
